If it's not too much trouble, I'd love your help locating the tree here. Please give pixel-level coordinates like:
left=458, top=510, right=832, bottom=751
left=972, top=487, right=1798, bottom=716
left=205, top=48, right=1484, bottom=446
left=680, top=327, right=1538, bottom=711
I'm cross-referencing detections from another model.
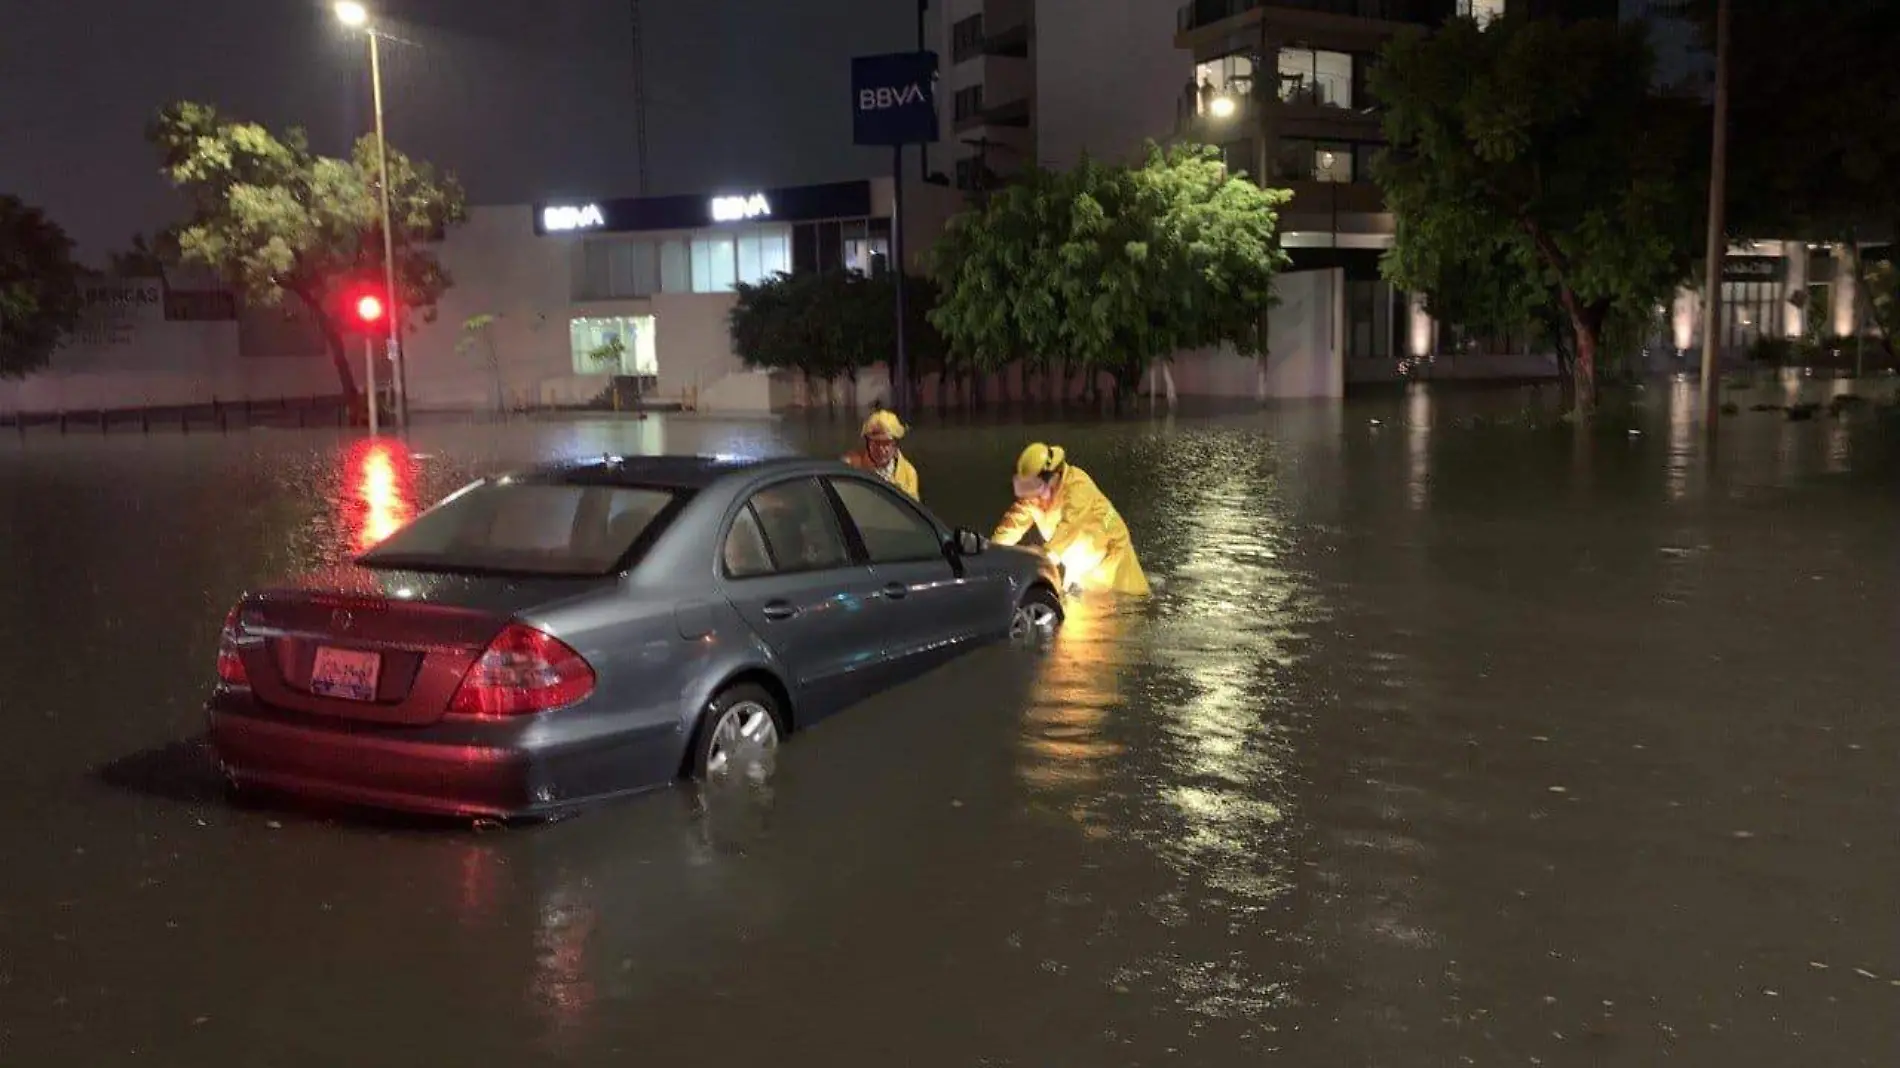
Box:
left=1374, top=15, right=1702, bottom=412
left=0, top=195, right=84, bottom=379
left=729, top=268, right=944, bottom=412
left=456, top=313, right=506, bottom=415
left=106, top=232, right=176, bottom=282
left=149, top=102, right=467, bottom=398
left=930, top=143, right=1292, bottom=408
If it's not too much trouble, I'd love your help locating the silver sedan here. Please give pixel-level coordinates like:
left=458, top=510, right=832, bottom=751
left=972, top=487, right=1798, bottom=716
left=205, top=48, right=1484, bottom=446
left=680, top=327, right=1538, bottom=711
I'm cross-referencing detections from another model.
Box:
left=205, top=454, right=1065, bottom=819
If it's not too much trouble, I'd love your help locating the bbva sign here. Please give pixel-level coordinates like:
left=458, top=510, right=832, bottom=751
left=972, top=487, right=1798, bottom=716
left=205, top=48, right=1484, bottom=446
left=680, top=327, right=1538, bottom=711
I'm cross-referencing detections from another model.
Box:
left=851, top=51, right=940, bottom=147
left=858, top=84, right=928, bottom=111
left=710, top=193, right=772, bottom=223
left=542, top=204, right=605, bottom=232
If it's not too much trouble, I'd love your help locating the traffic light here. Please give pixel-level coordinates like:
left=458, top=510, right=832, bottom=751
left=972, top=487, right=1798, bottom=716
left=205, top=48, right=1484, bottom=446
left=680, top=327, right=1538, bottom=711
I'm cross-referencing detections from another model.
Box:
left=342, top=287, right=388, bottom=333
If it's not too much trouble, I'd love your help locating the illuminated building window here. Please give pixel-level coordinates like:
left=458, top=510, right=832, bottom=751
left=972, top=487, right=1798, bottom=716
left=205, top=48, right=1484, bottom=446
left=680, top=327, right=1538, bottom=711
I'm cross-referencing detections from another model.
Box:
left=1277, top=48, right=1354, bottom=108
left=570, top=315, right=657, bottom=376
left=1459, top=0, right=1505, bottom=24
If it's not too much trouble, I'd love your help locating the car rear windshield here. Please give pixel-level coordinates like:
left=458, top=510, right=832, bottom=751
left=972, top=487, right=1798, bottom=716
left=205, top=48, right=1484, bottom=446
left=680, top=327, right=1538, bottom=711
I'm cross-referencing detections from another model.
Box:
left=357, top=480, right=683, bottom=577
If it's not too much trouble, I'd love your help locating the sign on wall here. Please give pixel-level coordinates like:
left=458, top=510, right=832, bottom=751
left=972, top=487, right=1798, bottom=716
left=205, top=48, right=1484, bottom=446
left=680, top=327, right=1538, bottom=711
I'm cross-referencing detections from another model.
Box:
left=851, top=51, right=940, bottom=146
left=1722, top=255, right=1785, bottom=283
left=533, top=181, right=873, bottom=236
left=73, top=278, right=165, bottom=347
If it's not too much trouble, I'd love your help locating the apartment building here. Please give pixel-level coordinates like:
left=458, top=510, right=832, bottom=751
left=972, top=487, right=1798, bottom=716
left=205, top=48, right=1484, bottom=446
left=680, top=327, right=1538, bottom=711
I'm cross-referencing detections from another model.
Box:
left=1173, top=0, right=1619, bottom=370
left=935, top=0, right=1188, bottom=190
left=937, top=0, right=1037, bottom=193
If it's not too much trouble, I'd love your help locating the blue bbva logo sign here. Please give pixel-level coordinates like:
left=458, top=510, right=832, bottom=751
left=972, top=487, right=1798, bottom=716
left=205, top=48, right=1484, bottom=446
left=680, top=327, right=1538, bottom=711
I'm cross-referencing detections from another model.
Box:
left=852, top=51, right=940, bottom=147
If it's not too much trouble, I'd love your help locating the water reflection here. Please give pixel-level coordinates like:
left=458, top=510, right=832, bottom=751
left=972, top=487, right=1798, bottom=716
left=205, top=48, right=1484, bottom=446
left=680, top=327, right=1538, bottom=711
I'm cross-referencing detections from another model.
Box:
left=1016, top=596, right=1129, bottom=833
left=1007, top=438, right=1322, bottom=1026
left=1667, top=377, right=1695, bottom=502
left=1405, top=383, right=1432, bottom=511
left=345, top=438, right=415, bottom=552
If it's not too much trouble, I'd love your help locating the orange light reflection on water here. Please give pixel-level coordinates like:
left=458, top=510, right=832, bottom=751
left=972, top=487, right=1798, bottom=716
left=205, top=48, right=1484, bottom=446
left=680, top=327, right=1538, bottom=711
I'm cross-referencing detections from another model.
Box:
left=346, top=438, right=414, bottom=553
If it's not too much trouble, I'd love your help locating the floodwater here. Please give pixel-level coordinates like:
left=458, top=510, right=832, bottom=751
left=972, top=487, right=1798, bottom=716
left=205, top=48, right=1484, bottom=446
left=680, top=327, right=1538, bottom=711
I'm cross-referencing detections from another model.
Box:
left=2, top=380, right=1898, bottom=1066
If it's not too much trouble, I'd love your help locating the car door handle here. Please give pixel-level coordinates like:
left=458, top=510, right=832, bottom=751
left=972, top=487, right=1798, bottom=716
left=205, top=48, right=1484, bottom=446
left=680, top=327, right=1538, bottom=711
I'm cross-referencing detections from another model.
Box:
left=881, top=582, right=909, bottom=600
left=761, top=600, right=798, bottom=621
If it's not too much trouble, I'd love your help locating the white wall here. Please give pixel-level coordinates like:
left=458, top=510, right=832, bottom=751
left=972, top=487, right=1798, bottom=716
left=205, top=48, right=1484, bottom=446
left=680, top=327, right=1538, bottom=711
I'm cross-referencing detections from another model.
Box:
left=1164, top=269, right=1346, bottom=400
left=1034, top=0, right=1188, bottom=168
left=403, top=206, right=577, bottom=412
left=3, top=276, right=337, bottom=414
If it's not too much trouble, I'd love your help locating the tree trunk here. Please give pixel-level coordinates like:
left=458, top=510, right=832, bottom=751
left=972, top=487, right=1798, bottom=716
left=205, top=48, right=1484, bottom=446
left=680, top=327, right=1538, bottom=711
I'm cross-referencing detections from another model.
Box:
left=297, top=293, right=360, bottom=399
left=1556, top=289, right=1605, bottom=416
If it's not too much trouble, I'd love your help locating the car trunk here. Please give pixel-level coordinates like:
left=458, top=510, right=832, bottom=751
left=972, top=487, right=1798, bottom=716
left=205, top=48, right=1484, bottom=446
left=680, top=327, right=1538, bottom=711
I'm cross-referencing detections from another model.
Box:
left=233, top=565, right=611, bottom=726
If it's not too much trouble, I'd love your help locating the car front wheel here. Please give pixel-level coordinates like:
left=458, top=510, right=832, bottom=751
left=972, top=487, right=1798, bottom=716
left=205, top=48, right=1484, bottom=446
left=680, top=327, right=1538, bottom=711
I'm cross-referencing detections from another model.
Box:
left=690, top=684, right=783, bottom=782
left=1009, top=585, right=1063, bottom=647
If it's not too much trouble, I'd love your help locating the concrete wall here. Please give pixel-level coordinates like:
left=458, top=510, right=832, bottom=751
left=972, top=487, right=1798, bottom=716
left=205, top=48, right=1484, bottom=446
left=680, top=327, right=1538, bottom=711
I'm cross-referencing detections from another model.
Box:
left=401, top=206, right=579, bottom=413
left=1034, top=0, right=1188, bottom=168
left=3, top=276, right=337, bottom=414
left=1165, top=268, right=1346, bottom=400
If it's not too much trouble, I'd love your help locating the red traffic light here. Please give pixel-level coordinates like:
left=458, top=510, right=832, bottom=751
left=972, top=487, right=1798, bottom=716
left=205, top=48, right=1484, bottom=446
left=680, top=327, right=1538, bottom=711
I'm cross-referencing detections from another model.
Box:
left=355, top=293, right=386, bottom=324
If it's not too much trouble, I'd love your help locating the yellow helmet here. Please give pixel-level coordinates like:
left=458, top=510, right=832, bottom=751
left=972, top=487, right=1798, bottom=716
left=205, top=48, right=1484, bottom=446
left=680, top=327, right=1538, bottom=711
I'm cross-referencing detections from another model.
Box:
left=1013, top=443, right=1065, bottom=479
left=861, top=409, right=907, bottom=441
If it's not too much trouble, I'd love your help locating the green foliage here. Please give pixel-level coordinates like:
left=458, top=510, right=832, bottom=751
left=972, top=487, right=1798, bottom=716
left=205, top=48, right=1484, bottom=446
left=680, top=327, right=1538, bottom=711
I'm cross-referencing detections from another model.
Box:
left=149, top=101, right=467, bottom=396
left=456, top=313, right=500, bottom=363
left=0, top=195, right=84, bottom=378
left=457, top=313, right=506, bottom=414
left=729, top=269, right=944, bottom=393
left=929, top=143, right=1291, bottom=402
left=107, top=232, right=176, bottom=281
left=1373, top=15, right=1701, bottom=410
left=587, top=334, right=628, bottom=371
left=1863, top=259, right=1899, bottom=356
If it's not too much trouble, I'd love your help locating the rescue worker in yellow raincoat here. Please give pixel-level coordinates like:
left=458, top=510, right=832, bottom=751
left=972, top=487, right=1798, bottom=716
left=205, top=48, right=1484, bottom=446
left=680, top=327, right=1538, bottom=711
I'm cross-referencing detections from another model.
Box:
left=841, top=409, right=920, bottom=500
left=991, top=443, right=1150, bottom=595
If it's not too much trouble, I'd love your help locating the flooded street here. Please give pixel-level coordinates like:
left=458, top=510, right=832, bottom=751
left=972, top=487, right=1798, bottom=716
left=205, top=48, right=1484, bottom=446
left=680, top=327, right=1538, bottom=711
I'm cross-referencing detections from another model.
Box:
left=3, top=382, right=1898, bottom=1066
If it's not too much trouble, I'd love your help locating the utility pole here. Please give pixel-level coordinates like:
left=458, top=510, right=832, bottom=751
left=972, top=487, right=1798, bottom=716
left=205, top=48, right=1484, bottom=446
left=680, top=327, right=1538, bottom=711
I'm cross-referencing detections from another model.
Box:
left=917, top=1, right=930, bottom=181
left=630, top=0, right=650, bottom=194
left=1697, top=0, right=1731, bottom=427
left=367, top=29, right=405, bottom=431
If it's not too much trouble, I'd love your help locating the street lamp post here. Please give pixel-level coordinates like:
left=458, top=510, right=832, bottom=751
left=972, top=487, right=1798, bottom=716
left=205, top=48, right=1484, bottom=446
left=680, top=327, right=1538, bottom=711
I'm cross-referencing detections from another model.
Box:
left=336, top=1, right=407, bottom=432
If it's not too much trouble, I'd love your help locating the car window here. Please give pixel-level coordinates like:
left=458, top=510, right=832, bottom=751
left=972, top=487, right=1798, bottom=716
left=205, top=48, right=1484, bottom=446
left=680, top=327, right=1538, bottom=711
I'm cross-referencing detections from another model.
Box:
left=735, top=479, right=850, bottom=575
left=359, top=482, right=679, bottom=577
left=829, top=478, right=943, bottom=564
left=722, top=506, right=775, bottom=579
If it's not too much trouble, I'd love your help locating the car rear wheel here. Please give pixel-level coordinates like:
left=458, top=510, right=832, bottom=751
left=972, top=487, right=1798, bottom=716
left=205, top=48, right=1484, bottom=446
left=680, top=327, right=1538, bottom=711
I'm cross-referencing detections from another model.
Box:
left=1009, top=586, right=1063, bottom=646
left=690, top=684, right=783, bottom=782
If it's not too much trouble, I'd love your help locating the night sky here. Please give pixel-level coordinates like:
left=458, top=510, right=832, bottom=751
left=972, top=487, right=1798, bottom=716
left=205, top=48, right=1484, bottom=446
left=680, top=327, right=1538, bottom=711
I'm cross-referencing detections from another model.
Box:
left=0, top=0, right=915, bottom=261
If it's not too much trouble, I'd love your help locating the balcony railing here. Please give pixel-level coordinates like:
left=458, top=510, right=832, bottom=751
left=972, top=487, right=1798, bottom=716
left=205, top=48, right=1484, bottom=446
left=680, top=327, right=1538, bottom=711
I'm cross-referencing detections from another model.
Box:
left=1178, top=0, right=1453, bottom=33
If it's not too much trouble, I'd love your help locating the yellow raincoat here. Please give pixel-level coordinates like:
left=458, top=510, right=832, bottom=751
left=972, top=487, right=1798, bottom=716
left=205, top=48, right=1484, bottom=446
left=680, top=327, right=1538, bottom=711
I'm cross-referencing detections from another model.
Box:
left=842, top=449, right=920, bottom=500
left=841, top=409, right=920, bottom=500
left=992, top=461, right=1150, bottom=596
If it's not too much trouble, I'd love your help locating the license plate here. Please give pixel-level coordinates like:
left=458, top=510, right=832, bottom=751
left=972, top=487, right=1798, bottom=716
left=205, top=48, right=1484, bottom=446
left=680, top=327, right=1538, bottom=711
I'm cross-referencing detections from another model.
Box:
left=310, top=646, right=382, bottom=702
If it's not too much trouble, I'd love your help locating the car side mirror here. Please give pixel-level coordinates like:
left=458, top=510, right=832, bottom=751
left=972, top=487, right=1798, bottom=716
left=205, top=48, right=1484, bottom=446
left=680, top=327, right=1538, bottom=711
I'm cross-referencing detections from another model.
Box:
left=952, top=527, right=985, bottom=557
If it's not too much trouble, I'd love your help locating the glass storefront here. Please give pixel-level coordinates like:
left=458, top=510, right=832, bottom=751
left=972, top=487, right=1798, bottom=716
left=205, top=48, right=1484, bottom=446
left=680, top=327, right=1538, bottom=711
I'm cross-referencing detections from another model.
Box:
left=569, top=315, right=657, bottom=377
left=576, top=224, right=793, bottom=300
left=1720, top=280, right=1778, bottom=353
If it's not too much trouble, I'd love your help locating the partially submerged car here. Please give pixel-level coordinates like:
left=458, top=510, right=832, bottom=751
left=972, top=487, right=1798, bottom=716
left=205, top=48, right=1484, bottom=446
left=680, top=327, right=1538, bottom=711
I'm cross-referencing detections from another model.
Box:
left=206, top=455, right=1064, bottom=819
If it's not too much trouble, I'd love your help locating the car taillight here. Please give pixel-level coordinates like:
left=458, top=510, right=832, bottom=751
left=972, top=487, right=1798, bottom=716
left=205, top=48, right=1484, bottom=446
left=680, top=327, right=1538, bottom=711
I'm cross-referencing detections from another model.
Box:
left=216, top=606, right=250, bottom=688
left=448, top=623, right=595, bottom=718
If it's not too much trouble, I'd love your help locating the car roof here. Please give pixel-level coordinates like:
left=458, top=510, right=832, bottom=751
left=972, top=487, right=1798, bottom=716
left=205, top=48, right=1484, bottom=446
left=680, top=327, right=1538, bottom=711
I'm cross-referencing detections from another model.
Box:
left=516, top=453, right=847, bottom=491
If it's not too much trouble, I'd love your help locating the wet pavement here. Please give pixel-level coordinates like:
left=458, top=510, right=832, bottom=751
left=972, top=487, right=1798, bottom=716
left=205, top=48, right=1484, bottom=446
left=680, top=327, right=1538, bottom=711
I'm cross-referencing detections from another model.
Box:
left=2, top=380, right=1898, bottom=1066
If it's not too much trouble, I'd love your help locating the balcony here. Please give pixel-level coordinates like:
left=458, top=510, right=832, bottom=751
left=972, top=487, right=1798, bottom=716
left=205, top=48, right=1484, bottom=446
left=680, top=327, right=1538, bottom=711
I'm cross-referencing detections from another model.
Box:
left=1177, top=0, right=1453, bottom=34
